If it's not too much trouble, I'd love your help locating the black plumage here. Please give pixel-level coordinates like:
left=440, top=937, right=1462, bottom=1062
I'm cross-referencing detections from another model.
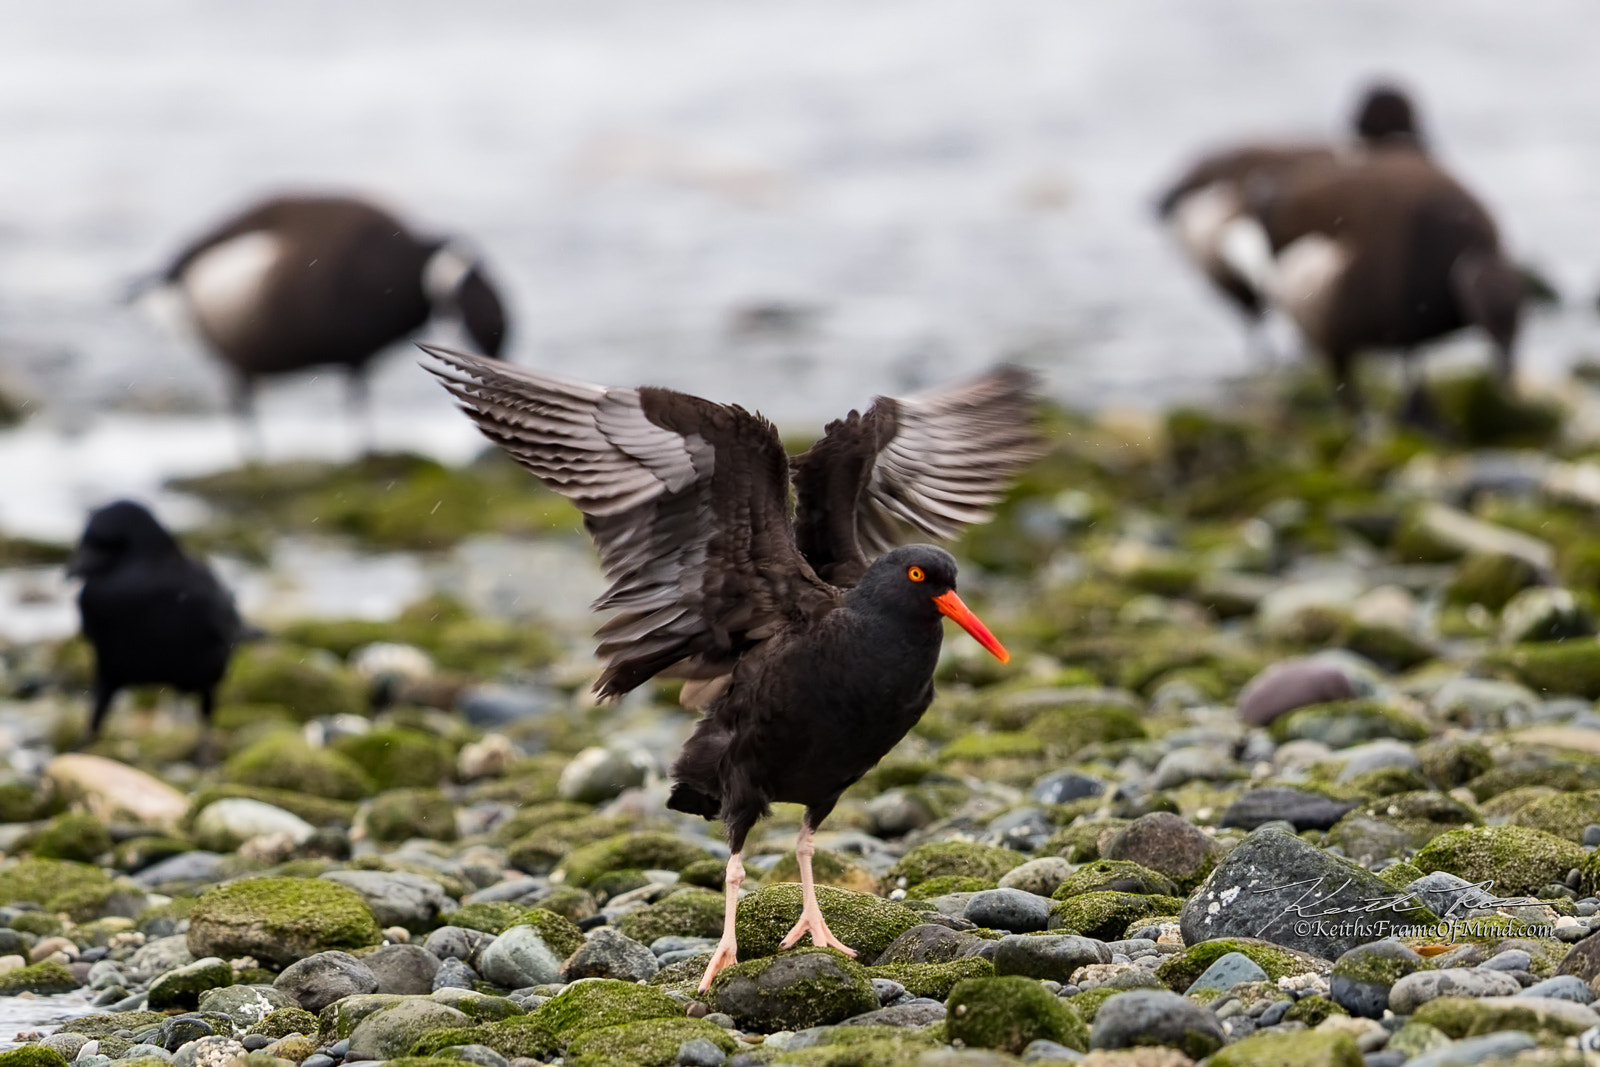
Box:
left=69, top=501, right=243, bottom=756
left=425, top=345, right=1038, bottom=989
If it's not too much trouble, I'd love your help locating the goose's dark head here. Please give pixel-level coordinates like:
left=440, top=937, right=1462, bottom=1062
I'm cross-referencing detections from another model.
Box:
left=68, top=500, right=182, bottom=578
left=851, top=545, right=1008, bottom=662
left=423, top=243, right=510, bottom=360
left=1353, top=83, right=1425, bottom=150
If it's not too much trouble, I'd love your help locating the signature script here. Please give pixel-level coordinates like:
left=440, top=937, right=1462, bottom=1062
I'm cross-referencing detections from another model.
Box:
left=1251, top=876, right=1540, bottom=938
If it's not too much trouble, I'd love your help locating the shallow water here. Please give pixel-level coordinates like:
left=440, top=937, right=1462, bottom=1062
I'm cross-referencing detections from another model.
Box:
left=0, top=991, right=96, bottom=1051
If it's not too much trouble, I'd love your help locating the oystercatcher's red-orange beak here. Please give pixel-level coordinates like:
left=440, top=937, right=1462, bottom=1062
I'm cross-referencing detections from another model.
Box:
left=933, top=590, right=1010, bottom=663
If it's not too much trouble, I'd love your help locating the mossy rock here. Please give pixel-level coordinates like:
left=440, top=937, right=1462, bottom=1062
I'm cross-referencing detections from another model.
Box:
left=1155, top=938, right=1332, bottom=992
left=0, top=960, right=81, bottom=995
left=528, top=980, right=682, bottom=1042
left=563, top=1018, right=737, bottom=1067
left=1468, top=761, right=1600, bottom=803
left=735, top=884, right=922, bottom=963
left=531, top=885, right=599, bottom=923
left=1267, top=699, right=1428, bottom=748
left=361, top=788, right=458, bottom=843
left=9, top=912, right=62, bottom=936
left=881, top=841, right=1025, bottom=892
left=1283, top=995, right=1347, bottom=1026
left=761, top=849, right=878, bottom=894
left=588, top=869, right=650, bottom=903
left=219, top=644, right=367, bottom=722
left=938, top=731, right=1046, bottom=763
left=503, top=907, right=587, bottom=962
left=331, top=727, right=455, bottom=791
left=55, top=1011, right=168, bottom=1039
left=187, top=876, right=382, bottom=968
left=678, top=858, right=728, bottom=890
left=1043, top=818, right=1130, bottom=863
left=0, top=1049, right=69, bottom=1067
left=0, top=775, right=57, bottom=824
left=614, top=887, right=724, bottom=943
left=1445, top=552, right=1541, bottom=611
left=738, top=1028, right=944, bottom=1066
left=553, top=832, right=713, bottom=888
left=0, top=858, right=121, bottom=921
left=185, top=785, right=357, bottom=829
left=1417, top=737, right=1495, bottom=789
left=709, top=948, right=878, bottom=1031
left=1339, top=623, right=1436, bottom=672
left=492, top=801, right=595, bottom=846
left=446, top=901, right=526, bottom=935
left=505, top=815, right=635, bottom=876
left=1430, top=370, right=1564, bottom=448
left=1026, top=704, right=1147, bottom=752
left=411, top=1018, right=559, bottom=1061
left=24, top=812, right=112, bottom=863
left=247, top=1006, right=321, bottom=1039
left=112, top=835, right=194, bottom=874
left=1413, top=825, right=1586, bottom=898
left=1047, top=892, right=1186, bottom=940
left=1489, top=640, right=1600, bottom=699
left=869, top=957, right=994, bottom=999
left=1207, top=1029, right=1362, bottom=1067
left=944, top=975, right=1088, bottom=1055
left=1510, top=789, right=1600, bottom=843
left=224, top=732, right=376, bottom=801
left=1412, top=994, right=1596, bottom=1040
left=1324, top=791, right=1484, bottom=864
left=1378, top=861, right=1427, bottom=891
left=1051, top=859, right=1178, bottom=900
left=904, top=875, right=997, bottom=901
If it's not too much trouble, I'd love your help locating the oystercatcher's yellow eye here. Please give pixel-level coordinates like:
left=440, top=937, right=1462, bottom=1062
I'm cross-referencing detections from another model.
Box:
left=907, top=565, right=925, bottom=582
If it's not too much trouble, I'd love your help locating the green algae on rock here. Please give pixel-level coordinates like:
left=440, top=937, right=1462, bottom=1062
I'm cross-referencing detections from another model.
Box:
left=360, top=788, right=458, bottom=843
left=869, top=957, right=994, bottom=999
left=1048, top=892, right=1187, bottom=940
left=563, top=1018, right=737, bottom=1067
left=1207, top=1028, right=1363, bottom=1067
left=0, top=1049, right=69, bottom=1067
left=553, top=831, right=713, bottom=887
left=188, top=876, right=382, bottom=968
left=0, top=857, right=123, bottom=922
left=0, top=960, right=81, bottom=995
left=735, top=884, right=923, bottom=963
left=528, top=980, right=682, bottom=1042
left=22, top=811, right=112, bottom=863
left=1267, top=699, right=1429, bottom=748
left=1412, top=994, right=1598, bottom=1040
left=1413, top=825, right=1586, bottom=898
left=331, top=727, right=455, bottom=792
left=1155, top=937, right=1332, bottom=993
left=1051, top=859, right=1179, bottom=900
left=1510, top=789, right=1600, bottom=842
left=411, top=1019, right=559, bottom=1061
left=904, top=875, right=998, bottom=901
left=614, top=887, right=724, bottom=943
left=944, top=975, right=1088, bottom=1055
left=224, top=732, right=377, bottom=800
left=881, top=841, right=1025, bottom=891
left=1489, top=640, right=1600, bottom=699
left=710, top=948, right=878, bottom=1031
left=219, top=643, right=368, bottom=721
left=761, top=848, right=879, bottom=894
left=247, top=1007, right=322, bottom=1039
left=185, top=784, right=357, bottom=829
left=502, top=907, right=586, bottom=960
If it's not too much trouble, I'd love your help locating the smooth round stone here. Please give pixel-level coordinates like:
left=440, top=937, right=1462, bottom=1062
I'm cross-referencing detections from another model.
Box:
left=1029, top=770, right=1105, bottom=805
left=560, top=927, right=658, bottom=983
left=432, top=1044, right=510, bottom=1067
left=675, top=1037, right=728, bottom=1067
left=275, top=951, right=381, bottom=1011
left=1089, top=989, right=1225, bottom=1059
left=477, top=926, right=564, bottom=988
left=557, top=746, right=652, bottom=803
left=1148, top=746, right=1237, bottom=791
left=1237, top=659, right=1357, bottom=727
left=320, top=870, right=454, bottom=932
left=1519, top=975, right=1594, bottom=1003
left=1332, top=941, right=1425, bottom=1019
left=158, top=1015, right=215, bottom=1051
left=1020, top=1038, right=1081, bottom=1062
left=1403, top=1032, right=1536, bottom=1067
left=347, top=999, right=472, bottom=1060
left=364, top=943, right=442, bottom=995
left=998, top=857, right=1073, bottom=898
left=1481, top=949, right=1534, bottom=973
left=838, top=999, right=947, bottom=1028
left=992, top=934, right=1111, bottom=982
left=1389, top=968, right=1522, bottom=1014
left=987, top=807, right=1055, bottom=852
left=870, top=979, right=905, bottom=1004
left=40, top=1034, right=89, bottom=1060
left=963, top=889, right=1052, bottom=934
left=424, top=926, right=497, bottom=964
left=1219, top=787, right=1357, bottom=832
left=1185, top=951, right=1268, bottom=995
left=122, top=1046, right=171, bottom=1062
left=433, top=957, right=478, bottom=991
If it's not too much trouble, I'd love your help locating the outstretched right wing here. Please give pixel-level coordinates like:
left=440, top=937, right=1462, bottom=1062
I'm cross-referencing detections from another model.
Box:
left=423, top=344, right=834, bottom=698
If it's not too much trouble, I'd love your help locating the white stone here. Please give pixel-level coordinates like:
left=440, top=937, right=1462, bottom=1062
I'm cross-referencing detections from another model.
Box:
left=46, top=753, right=188, bottom=832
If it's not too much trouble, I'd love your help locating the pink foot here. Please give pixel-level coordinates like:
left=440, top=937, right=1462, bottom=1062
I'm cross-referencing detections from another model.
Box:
left=697, top=937, right=739, bottom=994
left=779, top=904, right=858, bottom=956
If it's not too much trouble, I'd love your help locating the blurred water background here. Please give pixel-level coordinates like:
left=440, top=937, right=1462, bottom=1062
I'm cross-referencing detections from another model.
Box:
left=0, top=0, right=1597, bottom=614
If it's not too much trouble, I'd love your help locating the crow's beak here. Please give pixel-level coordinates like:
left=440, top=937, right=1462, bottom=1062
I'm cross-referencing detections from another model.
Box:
left=933, top=590, right=1010, bottom=663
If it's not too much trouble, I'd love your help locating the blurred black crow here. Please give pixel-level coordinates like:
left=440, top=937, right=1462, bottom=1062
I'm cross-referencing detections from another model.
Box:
left=68, top=500, right=243, bottom=759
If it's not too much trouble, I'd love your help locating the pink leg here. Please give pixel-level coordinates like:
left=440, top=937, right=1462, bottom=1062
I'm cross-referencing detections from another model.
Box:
left=697, top=852, right=743, bottom=994
left=778, top=824, right=857, bottom=956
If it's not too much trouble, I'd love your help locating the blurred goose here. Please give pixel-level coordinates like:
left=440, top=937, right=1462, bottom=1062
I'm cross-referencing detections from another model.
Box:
left=148, top=194, right=508, bottom=440
left=1157, top=84, right=1426, bottom=360
left=1239, top=149, right=1522, bottom=414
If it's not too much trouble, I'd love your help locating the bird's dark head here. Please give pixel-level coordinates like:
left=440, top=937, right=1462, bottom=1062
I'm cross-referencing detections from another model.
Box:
left=423, top=243, right=509, bottom=359
left=67, top=500, right=182, bottom=577
left=853, top=545, right=1009, bottom=662
left=1353, top=83, right=1425, bottom=150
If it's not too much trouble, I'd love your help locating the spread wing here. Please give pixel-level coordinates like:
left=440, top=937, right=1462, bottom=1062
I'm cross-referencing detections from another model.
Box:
left=423, top=344, right=833, bottom=698
left=792, top=365, right=1042, bottom=585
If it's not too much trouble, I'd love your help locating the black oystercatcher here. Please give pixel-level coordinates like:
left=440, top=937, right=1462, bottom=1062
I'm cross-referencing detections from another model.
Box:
left=424, top=345, right=1038, bottom=990
left=141, top=194, right=508, bottom=443
left=1157, top=83, right=1426, bottom=362
left=68, top=501, right=244, bottom=758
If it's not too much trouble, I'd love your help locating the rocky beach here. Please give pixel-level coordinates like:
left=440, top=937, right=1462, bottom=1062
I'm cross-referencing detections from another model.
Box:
left=6, top=366, right=1600, bottom=1065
